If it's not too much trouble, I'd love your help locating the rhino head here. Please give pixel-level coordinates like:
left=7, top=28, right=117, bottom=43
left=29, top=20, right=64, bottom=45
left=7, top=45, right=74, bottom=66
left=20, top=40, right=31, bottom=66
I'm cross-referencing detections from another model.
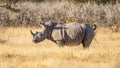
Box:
left=30, top=21, right=57, bottom=43
left=30, top=30, right=46, bottom=43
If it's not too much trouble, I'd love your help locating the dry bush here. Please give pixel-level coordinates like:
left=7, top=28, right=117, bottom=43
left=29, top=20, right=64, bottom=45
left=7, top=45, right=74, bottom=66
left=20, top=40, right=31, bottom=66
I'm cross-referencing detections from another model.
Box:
left=0, top=1, right=120, bottom=27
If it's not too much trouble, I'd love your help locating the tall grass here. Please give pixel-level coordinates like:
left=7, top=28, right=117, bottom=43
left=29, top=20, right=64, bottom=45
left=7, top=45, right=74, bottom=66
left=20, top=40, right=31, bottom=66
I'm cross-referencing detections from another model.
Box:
left=0, top=1, right=120, bottom=27
left=0, top=27, right=120, bottom=68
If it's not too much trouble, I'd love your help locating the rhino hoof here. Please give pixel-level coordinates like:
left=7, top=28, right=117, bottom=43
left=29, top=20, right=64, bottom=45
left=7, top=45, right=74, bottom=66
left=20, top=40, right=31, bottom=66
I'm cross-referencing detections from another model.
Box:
left=56, top=41, right=64, bottom=47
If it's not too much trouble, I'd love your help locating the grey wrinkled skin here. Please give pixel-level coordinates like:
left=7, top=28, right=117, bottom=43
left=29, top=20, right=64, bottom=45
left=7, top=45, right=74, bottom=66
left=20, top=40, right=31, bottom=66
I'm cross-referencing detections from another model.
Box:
left=30, top=21, right=97, bottom=48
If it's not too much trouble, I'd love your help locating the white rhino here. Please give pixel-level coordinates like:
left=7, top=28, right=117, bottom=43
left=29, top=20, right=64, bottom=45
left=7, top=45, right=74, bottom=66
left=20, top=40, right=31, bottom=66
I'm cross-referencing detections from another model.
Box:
left=30, top=21, right=97, bottom=48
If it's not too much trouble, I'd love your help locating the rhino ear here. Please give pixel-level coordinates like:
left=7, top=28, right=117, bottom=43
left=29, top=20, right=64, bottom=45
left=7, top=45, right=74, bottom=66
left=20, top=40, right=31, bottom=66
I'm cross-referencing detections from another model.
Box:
left=40, top=23, right=47, bottom=29
left=30, top=30, right=35, bottom=36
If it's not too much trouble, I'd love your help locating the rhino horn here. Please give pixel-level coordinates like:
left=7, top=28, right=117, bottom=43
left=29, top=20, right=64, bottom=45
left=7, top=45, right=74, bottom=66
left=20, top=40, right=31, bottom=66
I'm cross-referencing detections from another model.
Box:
left=30, top=30, right=35, bottom=36
left=36, top=31, right=39, bottom=33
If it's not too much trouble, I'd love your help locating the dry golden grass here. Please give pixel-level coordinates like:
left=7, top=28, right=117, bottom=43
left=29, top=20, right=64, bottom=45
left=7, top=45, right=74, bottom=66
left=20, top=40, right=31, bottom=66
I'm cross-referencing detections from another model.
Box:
left=0, top=27, right=120, bottom=68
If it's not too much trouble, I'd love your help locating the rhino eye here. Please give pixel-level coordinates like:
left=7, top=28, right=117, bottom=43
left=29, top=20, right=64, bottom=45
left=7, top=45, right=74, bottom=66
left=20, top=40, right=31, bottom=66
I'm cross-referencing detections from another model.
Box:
left=37, top=33, right=42, bottom=37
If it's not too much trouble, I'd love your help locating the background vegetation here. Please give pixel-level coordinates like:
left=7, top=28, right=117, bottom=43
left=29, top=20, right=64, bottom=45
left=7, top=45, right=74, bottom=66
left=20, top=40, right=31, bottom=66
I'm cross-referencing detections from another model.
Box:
left=0, top=0, right=120, bottom=4
left=0, top=0, right=120, bottom=27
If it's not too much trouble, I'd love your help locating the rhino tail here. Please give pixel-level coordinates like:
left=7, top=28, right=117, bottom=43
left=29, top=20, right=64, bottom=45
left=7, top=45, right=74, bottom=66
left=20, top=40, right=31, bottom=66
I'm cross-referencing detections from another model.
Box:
left=92, top=24, right=97, bottom=31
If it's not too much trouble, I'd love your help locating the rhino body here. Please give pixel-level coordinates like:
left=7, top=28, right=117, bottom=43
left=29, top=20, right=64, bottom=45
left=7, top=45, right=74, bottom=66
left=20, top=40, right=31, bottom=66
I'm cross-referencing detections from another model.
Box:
left=31, top=21, right=96, bottom=48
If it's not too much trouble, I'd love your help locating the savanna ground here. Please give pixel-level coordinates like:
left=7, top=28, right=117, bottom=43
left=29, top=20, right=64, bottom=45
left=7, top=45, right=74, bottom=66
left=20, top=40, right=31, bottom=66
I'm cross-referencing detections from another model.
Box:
left=0, top=27, right=120, bottom=68
left=0, top=1, right=120, bottom=68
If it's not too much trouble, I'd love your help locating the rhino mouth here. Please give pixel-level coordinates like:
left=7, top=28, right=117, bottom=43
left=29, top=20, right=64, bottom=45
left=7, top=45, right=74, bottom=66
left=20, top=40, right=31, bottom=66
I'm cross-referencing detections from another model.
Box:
left=34, top=41, right=40, bottom=43
left=33, top=39, right=45, bottom=43
left=33, top=40, right=40, bottom=43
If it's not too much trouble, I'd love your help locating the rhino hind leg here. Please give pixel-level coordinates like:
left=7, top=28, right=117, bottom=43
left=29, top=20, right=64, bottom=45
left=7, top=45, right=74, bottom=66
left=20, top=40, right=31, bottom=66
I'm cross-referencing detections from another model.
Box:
left=82, top=25, right=94, bottom=48
left=82, top=38, right=93, bottom=48
left=82, top=32, right=94, bottom=48
left=82, top=33, right=94, bottom=48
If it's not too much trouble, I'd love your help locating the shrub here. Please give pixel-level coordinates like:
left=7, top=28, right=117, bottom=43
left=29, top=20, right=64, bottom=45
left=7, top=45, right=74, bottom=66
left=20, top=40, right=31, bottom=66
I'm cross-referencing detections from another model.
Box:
left=0, top=0, right=120, bottom=4
left=0, top=2, right=120, bottom=27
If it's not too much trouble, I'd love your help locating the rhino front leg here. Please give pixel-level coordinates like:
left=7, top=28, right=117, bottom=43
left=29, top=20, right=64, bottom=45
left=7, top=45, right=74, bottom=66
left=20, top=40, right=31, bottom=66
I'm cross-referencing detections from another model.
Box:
left=56, top=40, right=64, bottom=47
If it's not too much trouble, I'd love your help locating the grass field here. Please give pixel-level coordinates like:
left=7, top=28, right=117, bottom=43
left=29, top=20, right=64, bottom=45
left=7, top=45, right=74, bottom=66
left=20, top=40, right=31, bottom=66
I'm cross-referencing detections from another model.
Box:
left=0, top=27, right=120, bottom=68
